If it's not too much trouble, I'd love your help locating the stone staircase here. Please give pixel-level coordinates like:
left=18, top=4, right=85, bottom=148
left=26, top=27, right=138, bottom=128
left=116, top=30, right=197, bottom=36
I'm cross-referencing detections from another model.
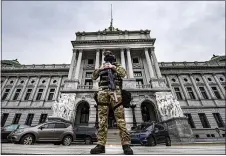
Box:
left=106, top=129, right=121, bottom=145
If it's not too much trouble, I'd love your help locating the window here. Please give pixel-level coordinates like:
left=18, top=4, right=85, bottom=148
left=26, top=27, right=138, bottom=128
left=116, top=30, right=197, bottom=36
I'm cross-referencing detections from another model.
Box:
left=222, top=134, right=225, bottom=137
left=2, top=89, right=10, bottom=100
left=36, top=89, right=44, bottom=100
left=88, top=59, right=94, bottom=64
left=184, top=113, right=196, bottom=128
left=196, top=78, right=200, bottom=82
left=12, top=114, right=21, bottom=124
left=132, top=58, right=139, bottom=63
left=219, top=77, right=224, bottom=81
left=172, top=78, right=176, bottom=82
left=134, top=72, right=142, bottom=77
left=80, top=106, right=89, bottom=123
left=186, top=87, right=196, bottom=99
left=48, top=89, right=55, bottom=101
left=184, top=78, right=188, bottom=82
left=55, top=123, right=66, bottom=128
left=86, top=72, right=92, bottom=78
left=198, top=113, right=211, bottom=128
left=42, top=123, right=55, bottom=129
left=85, top=80, right=93, bottom=89
left=25, top=114, right=34, bottom=126
left=208, top=78, right=212, bottom=81
left=174, top=87, right=183, bottom=100
left=136, top=79, right=144, bottom=85
left=24, top=89, right=32, bottom=100
left=199, top=87, right=209, bottom=99
left=195, top=135, right=200, bottom=138
left=213, top=113, right=225, bottom=128
left=211, top=134, right=215, bottom=137
left=39, top=114, right=48, bottom=124
left=211, top=87, right=221, bottom=99
left=206, top=134, right=210, bottom=137
left=13, top=89, right=21, bottom=100
left=1, top=113, right=9, bottom=127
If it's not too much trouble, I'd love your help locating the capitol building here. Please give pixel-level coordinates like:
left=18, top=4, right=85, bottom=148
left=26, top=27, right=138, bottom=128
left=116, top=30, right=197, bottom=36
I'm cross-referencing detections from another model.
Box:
left=1, top=23, right=225, bottom=141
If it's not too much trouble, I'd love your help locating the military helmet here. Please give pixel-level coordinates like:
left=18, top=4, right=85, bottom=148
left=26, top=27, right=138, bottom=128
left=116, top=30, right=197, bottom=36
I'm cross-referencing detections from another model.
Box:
left=103, top=50, right=114, bottom=56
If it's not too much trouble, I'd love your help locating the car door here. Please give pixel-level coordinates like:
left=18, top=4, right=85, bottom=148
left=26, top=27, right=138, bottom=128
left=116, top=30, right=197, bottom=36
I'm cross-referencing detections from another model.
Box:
left=154, top=124, right=165, bottom=143
left=76, top=127, right=86, bottom=140
left=153, top=124, right=162, bottom=143
left=37, top=123, right=55, bottom=141
left=54, top=123, right=66, bottom=141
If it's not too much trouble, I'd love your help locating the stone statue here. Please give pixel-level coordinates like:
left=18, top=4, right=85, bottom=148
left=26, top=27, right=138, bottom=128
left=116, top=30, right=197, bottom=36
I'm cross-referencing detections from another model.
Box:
left=52, top=93, right=76, bottom=121
left=155, top=92, right=184, bottom=121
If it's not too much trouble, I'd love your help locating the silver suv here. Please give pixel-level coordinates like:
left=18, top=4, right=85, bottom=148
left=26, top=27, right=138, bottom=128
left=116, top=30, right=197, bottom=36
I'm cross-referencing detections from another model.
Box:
left=10, top=121, right=76, bottom=146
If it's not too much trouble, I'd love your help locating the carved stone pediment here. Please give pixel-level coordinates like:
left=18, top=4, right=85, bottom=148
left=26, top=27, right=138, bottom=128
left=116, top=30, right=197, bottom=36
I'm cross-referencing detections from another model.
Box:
left=52, top=93, right=76, bottom=121
left=155, top=92, right=184, bottom=121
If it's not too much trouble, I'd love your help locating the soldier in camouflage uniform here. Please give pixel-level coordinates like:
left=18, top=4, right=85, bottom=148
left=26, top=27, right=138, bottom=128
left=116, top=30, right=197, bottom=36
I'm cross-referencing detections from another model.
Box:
left=90, top=51, right=133, bottom=155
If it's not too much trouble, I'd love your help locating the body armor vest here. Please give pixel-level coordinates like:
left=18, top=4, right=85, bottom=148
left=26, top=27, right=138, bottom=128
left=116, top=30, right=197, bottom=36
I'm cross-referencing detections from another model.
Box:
left=99, top=68, right=122, bottom=89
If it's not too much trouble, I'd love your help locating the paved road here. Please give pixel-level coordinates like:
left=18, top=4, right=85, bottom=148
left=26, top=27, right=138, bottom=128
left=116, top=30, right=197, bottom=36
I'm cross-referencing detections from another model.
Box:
left=1, top=143, right=225, bottom=155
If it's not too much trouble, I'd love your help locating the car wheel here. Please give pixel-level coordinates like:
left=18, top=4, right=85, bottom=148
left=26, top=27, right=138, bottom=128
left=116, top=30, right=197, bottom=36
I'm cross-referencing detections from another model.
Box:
left=62, top=135, right=72, bottom=146
left=21, top=134, right=34, bottom=145
left=165, top=137, right=171, bottom=146
left=147, top=136, right=156, bottom=146
left=84, top=137, right=92, bottom=145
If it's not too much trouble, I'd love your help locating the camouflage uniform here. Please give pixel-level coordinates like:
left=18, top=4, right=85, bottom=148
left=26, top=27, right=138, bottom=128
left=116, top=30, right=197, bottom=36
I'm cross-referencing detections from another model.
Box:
left=92, top=62, right=131, bottom=146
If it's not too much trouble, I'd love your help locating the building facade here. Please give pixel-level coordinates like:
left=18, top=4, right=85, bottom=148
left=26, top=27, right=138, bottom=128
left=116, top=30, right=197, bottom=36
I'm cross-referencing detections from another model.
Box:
left=1, top=25, right=225, bottom=140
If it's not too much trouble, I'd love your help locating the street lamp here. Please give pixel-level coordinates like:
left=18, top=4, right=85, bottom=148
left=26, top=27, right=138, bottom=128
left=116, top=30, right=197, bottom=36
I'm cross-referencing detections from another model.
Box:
left=130, top=104, right=137, bottom=128
left=94, top=105, right=99, bottom=129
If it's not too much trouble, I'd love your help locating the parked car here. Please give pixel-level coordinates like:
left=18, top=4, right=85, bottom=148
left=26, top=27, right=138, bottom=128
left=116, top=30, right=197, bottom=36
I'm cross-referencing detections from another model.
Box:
left=9, top=121, right=76, bottom=146
left=1, top=124, right=30, bottom=142
left=130, top=122, right=171, bottom=146
left=74, top=126, right=97, bottom=144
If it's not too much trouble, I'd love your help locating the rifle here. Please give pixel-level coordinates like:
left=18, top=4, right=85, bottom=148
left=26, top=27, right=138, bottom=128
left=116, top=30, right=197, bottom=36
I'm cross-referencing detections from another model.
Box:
left=99, top=62, right=118, bottom=103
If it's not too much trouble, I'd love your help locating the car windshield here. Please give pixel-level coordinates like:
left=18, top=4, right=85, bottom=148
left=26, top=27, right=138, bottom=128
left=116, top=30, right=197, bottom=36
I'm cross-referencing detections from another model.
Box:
left=4, top=125, right=19, bottom=131
left=145, top=125, right=154, bottom=131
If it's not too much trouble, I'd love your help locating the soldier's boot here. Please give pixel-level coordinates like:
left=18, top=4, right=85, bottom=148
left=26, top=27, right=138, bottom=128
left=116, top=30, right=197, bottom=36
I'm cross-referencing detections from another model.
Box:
left=122, top=145, right=133, bottom=155
left=90, top=144, right=105, bottom=154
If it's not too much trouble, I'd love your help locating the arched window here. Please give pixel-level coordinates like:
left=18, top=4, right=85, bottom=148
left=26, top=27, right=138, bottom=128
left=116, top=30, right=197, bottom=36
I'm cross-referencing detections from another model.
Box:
left=80, top=105, right=89, bottom=123
left=141, top=105, right=150, bottom=122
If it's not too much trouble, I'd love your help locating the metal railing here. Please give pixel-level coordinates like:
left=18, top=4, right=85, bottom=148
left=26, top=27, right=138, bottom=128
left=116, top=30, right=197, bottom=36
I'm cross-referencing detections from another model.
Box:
left=77, top=85, right=93, bottom=89
left=136, top=84, right=152, bottom=89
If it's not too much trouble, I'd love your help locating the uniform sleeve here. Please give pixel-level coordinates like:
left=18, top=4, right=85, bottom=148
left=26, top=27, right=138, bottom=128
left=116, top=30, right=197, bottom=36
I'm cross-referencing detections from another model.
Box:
left=115, top=65, right=127, bottom=78
left=92, top=68, right=100, bottom=80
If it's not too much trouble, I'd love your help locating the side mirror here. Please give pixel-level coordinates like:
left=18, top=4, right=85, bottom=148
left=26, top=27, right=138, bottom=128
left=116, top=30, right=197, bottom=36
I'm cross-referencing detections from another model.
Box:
left=154, top=128, right=159, bottom=133
left=39, top=126, right=44, bottom=130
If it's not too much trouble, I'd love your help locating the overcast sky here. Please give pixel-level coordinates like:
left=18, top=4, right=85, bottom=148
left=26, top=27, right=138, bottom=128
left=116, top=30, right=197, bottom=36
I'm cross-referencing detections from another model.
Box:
left=2, top=1, right=225, bottom=65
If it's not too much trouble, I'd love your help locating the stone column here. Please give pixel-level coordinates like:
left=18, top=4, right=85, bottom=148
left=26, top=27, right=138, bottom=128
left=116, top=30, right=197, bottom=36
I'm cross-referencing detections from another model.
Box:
left=201, top=75, right=216, bottom=99
left=1, top=77, right=9, bottom=90
left=178, top=75, right=190, bottom=100
left=165, top=75, right=176, bottom=98
left=189, top=74, right=202, bottom=100
left=68, top=49, right=77, bottom=80
left=55, top=76, right=63, bottom=100
left=31, top=77, right=41, bottom=101
left=213, top=74, right=225, bottom=96
left=126, top=48, right=134, bottom=78
left=93, top=49, right=100, bottom=89
left=74, top=49, right=83, bottom=80
left=120, top=48, right=126, bottom=69
left=18, top=77, right=30, bottom=101
left=43, top=77, right=51, bottom=101
left=151, top=48, right=162, bottom=78
left=101, top=49, right=105, bottom=65
left=144, top=48, right=155, bottom=78
left=7, top=77, right=19, bottom=101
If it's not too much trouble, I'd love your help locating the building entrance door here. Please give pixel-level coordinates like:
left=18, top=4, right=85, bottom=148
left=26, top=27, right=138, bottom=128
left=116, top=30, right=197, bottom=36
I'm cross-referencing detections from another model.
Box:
left=108, top=108, right=117, bottom=129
